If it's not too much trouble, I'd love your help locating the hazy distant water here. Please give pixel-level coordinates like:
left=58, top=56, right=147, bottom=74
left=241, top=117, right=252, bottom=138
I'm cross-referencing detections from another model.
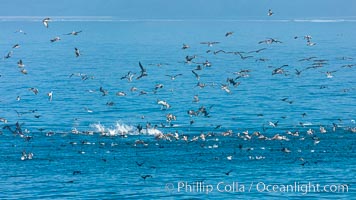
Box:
left=0, top=19, right=355, bottom=199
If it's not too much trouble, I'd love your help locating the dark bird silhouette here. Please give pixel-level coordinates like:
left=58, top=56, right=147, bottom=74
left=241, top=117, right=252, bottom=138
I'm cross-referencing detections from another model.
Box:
left=135, top=161, right=145, bottom=167
left=65, top=31, right=82, bottom=36
left=74, top=48, right=80, bottom=57
left=136, top=62, right=147, bottom=80
left=224, top=169, right=233, bottom=176
left=141, top=175, right=153, bottom=180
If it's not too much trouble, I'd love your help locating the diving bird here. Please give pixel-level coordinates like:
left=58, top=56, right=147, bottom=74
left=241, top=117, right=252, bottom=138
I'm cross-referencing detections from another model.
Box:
left=74, top=48, right=80, bottom=57
left=225, top=32, right=234, bottom=37
left=17, top=59, right=25, bottom=68
left=48, top=91, right=53, bottom=101
left=136, top=62, right=147, bottom=80
left=42, top=17, right=51, bottom=28
left=268, top=9, right=274, bottom=16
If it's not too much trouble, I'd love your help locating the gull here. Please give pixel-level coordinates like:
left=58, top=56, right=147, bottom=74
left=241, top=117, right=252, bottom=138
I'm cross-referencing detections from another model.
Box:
left=4, top=51, right=13, bottom=59
left=17, top=59, right=25, bottom=68
left=141, top=175, right=153, bottom=180
left=166, top=74, right=182, bottom=80
left=50, top=37, right=61, bottom=42
left=12, top=44, right=20, bottom=49
left=192, top=70, right=200, bottom=80
left=236, top=52, right=253, bottom=60
left=281, top=97, right=293, bottom=104
left=185, top=55, right=196, bottom=63
left=182, top=44, right=190, bottom=49
left=16, top=96, right=21, bottom=101
left=65, top=30, right=82, bottom=36
left=295, top=69, right=303, bottom=76
left=200, top=41, right=220, bottom=47
left=154, top=83, right=164, bottom=91
left=116, top=91, right=126, bottom=96
left=248, top=48, right=267, bottom=54
left=121, top=71, right=136, bottom=82
left=225, top=32, right=234, bottom=37
left=269, top=121, right=278, bottom=127
left=271, top=64, right=289, bottom=75
left=29, top=88, right=39, bottom=95
left=48, top=91, right=53, bottom=101
left=20, top=68, right=28, bottom=75
left=42, top=17, right=51, bottom=28
left=99, top=87, right=108, bottom=96
left=221, top=84, right=231, bottom=94
left=74, top=48, right=80, bottom=57
left=136, top=62, right=147, bottom=80
left=157, top=100, right=170, bottom=109
left=258, top=38, right=282, bottom=44
left=213, top=50, right=227, bottom=55
left=226, top=78, right=240, bottom=87
left=268, top=9, right=274, bottom=16
left=325, top=71, right=337, bottom=78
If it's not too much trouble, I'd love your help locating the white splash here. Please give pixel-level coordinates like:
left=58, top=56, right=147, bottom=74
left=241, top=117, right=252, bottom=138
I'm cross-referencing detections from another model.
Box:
left=90, top=121, right=162, bottom=136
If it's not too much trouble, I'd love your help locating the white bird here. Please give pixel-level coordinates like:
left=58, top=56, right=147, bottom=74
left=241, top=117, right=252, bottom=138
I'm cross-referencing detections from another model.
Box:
left=42, top=17, right=51, bottom=28
left=48, top=91, right=53, bottom=101
left=157, top=100, right=170, bottom=109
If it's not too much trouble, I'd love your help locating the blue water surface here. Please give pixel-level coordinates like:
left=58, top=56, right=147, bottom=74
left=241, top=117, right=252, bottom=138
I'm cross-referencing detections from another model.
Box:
left=0, top=18, right=355, bottom=199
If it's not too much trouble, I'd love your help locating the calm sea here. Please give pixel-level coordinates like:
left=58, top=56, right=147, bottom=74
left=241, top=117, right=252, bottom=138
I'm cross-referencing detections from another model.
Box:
left=0, top=18, right=355, bottom=199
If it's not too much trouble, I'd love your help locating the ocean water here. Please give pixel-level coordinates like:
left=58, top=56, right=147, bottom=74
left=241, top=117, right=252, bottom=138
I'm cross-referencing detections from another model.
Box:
left=0, top=18, right=355, bottom=199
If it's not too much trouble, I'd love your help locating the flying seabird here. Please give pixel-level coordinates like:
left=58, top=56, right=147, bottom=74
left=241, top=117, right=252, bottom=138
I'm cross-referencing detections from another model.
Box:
left=192, top=70, right=200, bottom=80
left=136, top=62, right=147, bottom=80
left=12, top=44, right=20, bottom=49
left=157, top=100, right=170, bottom=110
left=200, top=41, right=220, bottom=47
left=221, top=84, right=231, bottom=94
left=65, top=30, right=82, bottom=36
left=29, top=88, right=39, bottom=95
left=182, top=44, right=190, bottom=49
left=48, top=91, right=53, bottom=101
left=4, top=51, right=13, bottom=59
left=268, top=9, right=274, bottom=16
left=50, top=37, right=61, bottom=42
left=17, top=59, right=25, bottom=68
left=225, top=32, right=234, bottom=37
left=121, top=71, right=136, bottom=82
left=99, top=87, right=108, bottom=96
left=42, top=17, right=51, bottom=28
left=74, top=48, right=80, bottom=57
left=166, top=74, right=182, bottom=80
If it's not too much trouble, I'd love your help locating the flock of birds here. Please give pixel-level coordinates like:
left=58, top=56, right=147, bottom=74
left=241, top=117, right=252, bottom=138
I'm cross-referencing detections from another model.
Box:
left=0, top=11, right=355, bottom=181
